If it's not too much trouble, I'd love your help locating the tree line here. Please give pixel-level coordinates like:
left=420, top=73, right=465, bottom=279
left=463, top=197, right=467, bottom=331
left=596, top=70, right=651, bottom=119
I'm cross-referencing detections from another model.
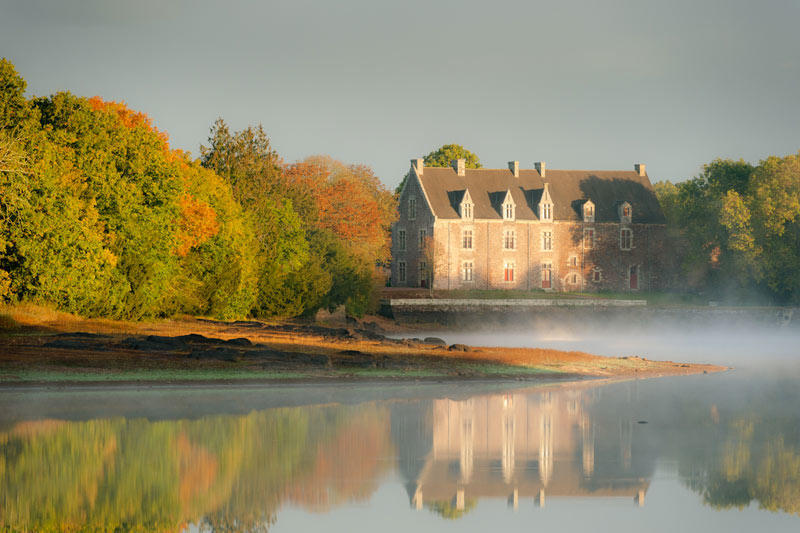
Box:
left=655, top=155, right=800, bottom=304
left=0, top=58, right=396, bottom=319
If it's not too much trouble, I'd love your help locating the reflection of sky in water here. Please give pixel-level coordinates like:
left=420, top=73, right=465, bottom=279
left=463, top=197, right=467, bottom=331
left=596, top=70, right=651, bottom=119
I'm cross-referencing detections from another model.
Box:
left=3, top=323, right=800, bottom=532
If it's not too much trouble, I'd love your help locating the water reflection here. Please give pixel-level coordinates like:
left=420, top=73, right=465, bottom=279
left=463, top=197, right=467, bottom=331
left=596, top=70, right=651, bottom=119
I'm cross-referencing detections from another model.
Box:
left=1, top=374, right=800, bottom=531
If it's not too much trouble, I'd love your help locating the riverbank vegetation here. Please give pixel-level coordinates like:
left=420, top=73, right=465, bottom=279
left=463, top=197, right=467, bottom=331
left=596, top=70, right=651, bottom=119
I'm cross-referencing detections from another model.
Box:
left=655, top=156, right=800, bottom=304
left=0, top=59, right=395, bottom=320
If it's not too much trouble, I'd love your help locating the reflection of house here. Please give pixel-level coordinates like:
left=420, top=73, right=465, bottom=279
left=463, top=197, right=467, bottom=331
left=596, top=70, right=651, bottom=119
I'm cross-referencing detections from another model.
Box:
left=391, top=159, right=669, bottom=291
left=407, top=390, right=650, bottom=511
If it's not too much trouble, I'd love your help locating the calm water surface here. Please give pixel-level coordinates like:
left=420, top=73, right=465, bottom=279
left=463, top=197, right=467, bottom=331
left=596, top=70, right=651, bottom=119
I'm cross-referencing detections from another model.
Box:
left=1, top=323, right=799, bottom=532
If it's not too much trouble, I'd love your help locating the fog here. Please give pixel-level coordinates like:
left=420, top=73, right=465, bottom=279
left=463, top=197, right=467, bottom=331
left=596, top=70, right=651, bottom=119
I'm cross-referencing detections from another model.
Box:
left=396, top=314, right=800, bottom=371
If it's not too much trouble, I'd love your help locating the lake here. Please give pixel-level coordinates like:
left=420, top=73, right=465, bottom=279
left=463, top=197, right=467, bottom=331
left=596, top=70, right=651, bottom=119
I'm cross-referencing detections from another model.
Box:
left=1, top=320, right=799, bottom=532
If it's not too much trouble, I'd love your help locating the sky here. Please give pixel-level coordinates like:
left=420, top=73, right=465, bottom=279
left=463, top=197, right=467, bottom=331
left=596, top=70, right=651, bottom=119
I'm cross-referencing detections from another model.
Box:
left=1, top=0, right=799, bottom=189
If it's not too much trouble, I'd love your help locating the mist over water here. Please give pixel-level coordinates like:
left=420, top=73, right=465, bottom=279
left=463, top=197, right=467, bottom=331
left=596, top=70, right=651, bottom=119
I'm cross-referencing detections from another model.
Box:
left=2, top=313, right=799, bottom=532
left=396, top=314, right=800, bottom=370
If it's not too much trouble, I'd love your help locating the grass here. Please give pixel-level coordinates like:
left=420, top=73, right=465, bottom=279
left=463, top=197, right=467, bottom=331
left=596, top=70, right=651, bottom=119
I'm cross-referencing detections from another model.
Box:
left=0, top=368, right=312, bottom=383
left=388, top=288, right=719, bottom=307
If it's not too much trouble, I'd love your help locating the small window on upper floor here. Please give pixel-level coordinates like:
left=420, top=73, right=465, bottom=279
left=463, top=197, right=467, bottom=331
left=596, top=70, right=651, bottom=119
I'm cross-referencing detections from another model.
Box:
left=503, top=202, right=515, bottom=221
left=408, top=197, right=417, bottom=220
left=568, top=255, right=578, bottom=267
left=620, top=227, right=633, bottom=250
left=398, top=229, right=406, bottom=251
left=583, top=200, right=595, bottom=223
left=503, top=229, right=516, bottom=250
left=540, top=202, right=553, bottom=221
left=619, top=202, right=632, bottom=224
left=461, top=202, right=473, bottom=220
left=462, top=229, right=473, bottom=250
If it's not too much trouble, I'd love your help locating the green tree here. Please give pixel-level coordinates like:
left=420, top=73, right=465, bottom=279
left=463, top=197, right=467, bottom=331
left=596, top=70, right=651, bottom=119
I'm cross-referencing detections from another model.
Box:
left=396, top=144, right=482, bottom=194
left=201, top=119, right=309, bottom=317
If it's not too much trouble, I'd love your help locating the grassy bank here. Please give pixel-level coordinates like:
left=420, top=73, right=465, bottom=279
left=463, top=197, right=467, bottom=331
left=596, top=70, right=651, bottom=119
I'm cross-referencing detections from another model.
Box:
left=0, top=303, right=725, bottom=385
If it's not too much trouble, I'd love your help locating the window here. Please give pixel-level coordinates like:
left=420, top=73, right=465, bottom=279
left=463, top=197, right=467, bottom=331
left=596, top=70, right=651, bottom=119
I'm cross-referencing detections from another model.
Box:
left=568, top=255, right=578, bottom=267
left=620, top=228, right=633, bottom=250
left=398, top=229, right=406, bottom=251
left=541, top=203, right=552, bottom=221
left=619, top=202, right=632, bottom=223
left=592, top=268, right=602, bottom=282
left=462, top=229, right=473, bottom=250
left=504, top=203, right=515, bottom=220
left=569, top=273, right=579, bottom=285
left=503, top=229, right=516, bottom=250
left=398, top=261, right=406, bottom=282
left=542, top=231, right=553, bottom=251
left=408, top=197, right=416, bottom=220
left=419, top=228, right=427, bottom=247
left=583, top=228, right=595, bottom=249
left=462, top=261, right=473, bottom=282
left=419, top=261, right=428, bottom=288
left=461, top=202, right=473, bottom=220
left=541, top=262, right=552, bottom=289
left=583, top=202, right=595, bottom=223
left=504, top=262, right=515, bottom=282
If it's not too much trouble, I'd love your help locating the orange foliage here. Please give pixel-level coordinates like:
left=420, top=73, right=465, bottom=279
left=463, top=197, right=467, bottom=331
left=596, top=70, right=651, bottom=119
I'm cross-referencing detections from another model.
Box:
left=176, top=433, right=219, bottom=513
left=87, top=96, right=169, bottom=146
left=176, top=194, right=220, bottom=256
left=283, top=158, right=392, bottom=260
left=286, top=408, right=392, bottom=511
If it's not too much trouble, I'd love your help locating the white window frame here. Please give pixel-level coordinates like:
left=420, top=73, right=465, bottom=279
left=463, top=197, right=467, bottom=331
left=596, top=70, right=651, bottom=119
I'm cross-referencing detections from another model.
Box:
left=503, top=262, right=515, bottom=283
left=540, top=203, right=553, bottom=221
left=568, top=255, right=579, bottom=267
left=462, top=229, right=473, bottom=250
left=503, top=229, right=516, bottom=250
left=541, top=230, right=553, bottom=251
left=461, top=202, right=473, bottom=220
left=620, top=227, right=633, bottom=250
left=462, top=261, right=474, bottom=282
left=591, top=267, right=602, bottom=283
left=504, top=203, right=515, bottom=221
left=583, top=202, right=595, bottom=223
left=583, top=228, right=595, bottom=249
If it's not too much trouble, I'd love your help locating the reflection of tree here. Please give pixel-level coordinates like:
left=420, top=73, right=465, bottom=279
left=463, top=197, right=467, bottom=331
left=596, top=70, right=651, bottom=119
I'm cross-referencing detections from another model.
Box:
left=425, top=498, right=477, bottom=520
left=0, top=403, right=392, bottom=532
left=679, top=407, right=800, bottom=516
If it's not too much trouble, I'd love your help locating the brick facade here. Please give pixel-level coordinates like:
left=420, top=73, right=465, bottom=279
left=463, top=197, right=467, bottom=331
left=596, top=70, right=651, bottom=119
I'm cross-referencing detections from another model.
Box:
left=391, top=160, right=670, bottom=293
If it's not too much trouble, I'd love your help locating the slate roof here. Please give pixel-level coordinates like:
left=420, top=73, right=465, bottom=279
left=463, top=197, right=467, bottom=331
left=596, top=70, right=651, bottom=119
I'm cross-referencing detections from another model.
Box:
left=416, top=166, right=666, bottom=224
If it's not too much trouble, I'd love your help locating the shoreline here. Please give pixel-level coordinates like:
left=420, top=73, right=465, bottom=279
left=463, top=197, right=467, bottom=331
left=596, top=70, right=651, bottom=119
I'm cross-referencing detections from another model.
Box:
left=0, top=305, right=728, bottom=386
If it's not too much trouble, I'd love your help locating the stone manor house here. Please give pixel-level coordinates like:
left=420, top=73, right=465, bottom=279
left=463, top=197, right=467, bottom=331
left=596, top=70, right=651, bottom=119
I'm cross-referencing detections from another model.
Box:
left=390, top=158, right=669, bottom=292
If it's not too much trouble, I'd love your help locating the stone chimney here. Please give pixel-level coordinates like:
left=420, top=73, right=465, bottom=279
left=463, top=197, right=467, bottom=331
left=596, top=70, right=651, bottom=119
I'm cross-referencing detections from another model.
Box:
left=535, top=161, right=546, bottom=178
left=451, top=158, right=466, bottom=176
left=411, top=158, right=424, bottom=176
left=508, top=161, right=519, bottom=177
left=635, top=163, right=646, bottom=176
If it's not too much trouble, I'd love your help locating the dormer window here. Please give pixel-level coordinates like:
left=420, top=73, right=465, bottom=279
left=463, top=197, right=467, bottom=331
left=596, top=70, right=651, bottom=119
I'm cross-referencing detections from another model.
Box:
left=460, top=189, right=474, bottom=220
left=583, top=200, right=595, bottom=223
left=619, top=202, right=632, bottom=224
left=501, top=189, right=515, bottom=221
left=540, top=202, right=552, bottom=221
left=539, top=183, right=553, bottom=222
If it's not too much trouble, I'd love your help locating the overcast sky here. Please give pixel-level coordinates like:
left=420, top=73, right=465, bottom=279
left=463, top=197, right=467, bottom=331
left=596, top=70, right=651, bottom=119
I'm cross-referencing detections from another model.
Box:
left=2, top=0, right=799, bottom=188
